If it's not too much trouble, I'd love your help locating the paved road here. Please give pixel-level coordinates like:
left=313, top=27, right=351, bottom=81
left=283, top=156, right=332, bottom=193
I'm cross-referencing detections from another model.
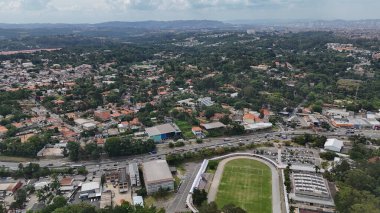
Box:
left=207, top=156, right=282, bottom=213
left=167, top=163, right=201, bottom=213
left=2, top=128, right=380, bottom=170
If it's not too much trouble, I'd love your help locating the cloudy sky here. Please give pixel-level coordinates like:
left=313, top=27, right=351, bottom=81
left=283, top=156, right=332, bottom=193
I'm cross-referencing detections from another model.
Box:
left=0, top=0, right=379, bottom=23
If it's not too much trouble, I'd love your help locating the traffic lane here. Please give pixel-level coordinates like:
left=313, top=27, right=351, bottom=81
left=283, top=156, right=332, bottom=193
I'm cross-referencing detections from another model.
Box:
left=167, top=162, right=201, bottom=213
left=2, top=129, right=378, bottom=169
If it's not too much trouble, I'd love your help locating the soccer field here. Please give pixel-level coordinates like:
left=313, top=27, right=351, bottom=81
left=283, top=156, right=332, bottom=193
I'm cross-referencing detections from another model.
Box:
left=215, top=158, right=272, bottom=213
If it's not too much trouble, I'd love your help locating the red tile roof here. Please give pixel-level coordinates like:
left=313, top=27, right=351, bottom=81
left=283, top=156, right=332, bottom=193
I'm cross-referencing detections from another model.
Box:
left=60, top=177, right=74, bottom=186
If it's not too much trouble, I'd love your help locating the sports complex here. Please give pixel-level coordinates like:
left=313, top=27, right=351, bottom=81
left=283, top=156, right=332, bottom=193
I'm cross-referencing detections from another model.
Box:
left=187, top=153, right=287, bottom=213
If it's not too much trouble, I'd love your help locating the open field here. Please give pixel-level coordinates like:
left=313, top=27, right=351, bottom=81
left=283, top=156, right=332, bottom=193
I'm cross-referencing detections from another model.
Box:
left=215, top=158, right=272, bottom=213
left=0, top=155, right=34, bottom=163
left=175, top=120, right=195, bottom=139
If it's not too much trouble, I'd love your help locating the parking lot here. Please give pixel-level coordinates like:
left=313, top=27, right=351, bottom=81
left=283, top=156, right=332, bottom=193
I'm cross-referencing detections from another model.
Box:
left=254, top=147, right=319, bottom=167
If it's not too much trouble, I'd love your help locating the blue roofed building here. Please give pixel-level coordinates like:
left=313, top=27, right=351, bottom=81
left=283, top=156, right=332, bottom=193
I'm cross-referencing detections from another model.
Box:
left=145, top=123, right=181, bottom=143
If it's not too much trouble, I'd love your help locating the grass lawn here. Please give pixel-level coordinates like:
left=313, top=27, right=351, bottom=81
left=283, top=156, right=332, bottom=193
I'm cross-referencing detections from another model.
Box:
left=0, top=155, right=34, bottom=162
left=215, top=159, right=272, bottom=213
left=175, top=120, right=195, bottom=139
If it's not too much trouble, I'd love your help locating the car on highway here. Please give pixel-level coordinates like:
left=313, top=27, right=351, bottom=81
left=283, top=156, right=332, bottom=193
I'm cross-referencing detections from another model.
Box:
left=149, top=150, right=157, bottom=154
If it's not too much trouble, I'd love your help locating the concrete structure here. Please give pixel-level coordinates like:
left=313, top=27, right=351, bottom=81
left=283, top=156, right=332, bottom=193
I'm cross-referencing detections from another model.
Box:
left=177, top=98, right=196, bottom=107
left=191, top=126, right=204, bottom=138
left=119, top=167, right=128, bottom=193
left=80, top=181, right=101, bottom=199
left=197, top=97, right=214, bottom=107
left=244, top=122, right=273, bottom=131
left=82, top=122, right=97, bottom=131
left=74, top=118, right=92, bottom=126
left=74, top=118, right=96, bottom=130
left=145, top=123, right=181, bottom=143
left=0, top=181, right=22, bottom=197
left=129, top=163, right=140, bottom=187
left=308, top=115, right=320, bottom=126
left=369, top=119, right=380, bottom=130
left=133, top=196, right=144, bottom=206
left=34, top=181, right=50, bottom=190
left=104, top=169, right=119, bottom=183
left=37, top=145, right=64, bottom=158
left=243, top=113, right=261, bottom=124
left=100, top=191, right=112, bottom=209
left=142, top=160, right=174, bottom=195
left=60, top=177, right=74, bottom=186
left=330, top=118, right=353, bottom=128
left=94, top=110, right=111, bottom=121
left=289, top=171, right=335, bottom=209
left=325, top=108, right=351, bottom=117
left=324, top=138, right=344, bottom=152
left=200, top=122, right=226, bottom=130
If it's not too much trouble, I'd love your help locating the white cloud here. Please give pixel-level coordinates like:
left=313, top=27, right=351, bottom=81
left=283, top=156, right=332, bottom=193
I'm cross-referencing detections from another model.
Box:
left=0, top=0, right=22, bottom=10
left=0, top=0, right=379, bottom=23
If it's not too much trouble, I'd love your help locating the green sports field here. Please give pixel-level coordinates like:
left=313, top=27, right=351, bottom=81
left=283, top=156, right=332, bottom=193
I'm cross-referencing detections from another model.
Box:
left=215, top=158, right=272, bottom=213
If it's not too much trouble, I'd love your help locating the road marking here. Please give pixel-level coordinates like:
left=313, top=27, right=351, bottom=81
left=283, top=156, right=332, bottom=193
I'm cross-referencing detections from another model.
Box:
left=170, top=164, right=200, bottom=212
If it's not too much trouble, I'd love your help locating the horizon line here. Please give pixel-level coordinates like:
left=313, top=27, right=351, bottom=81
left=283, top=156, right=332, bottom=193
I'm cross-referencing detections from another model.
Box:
left=1, top=18, right=380, bottom=25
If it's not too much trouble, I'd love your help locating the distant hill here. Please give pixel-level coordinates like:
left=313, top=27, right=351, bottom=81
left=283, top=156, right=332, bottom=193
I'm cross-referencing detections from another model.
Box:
left=0, top=20, right=231, bottom=30
left=94, top=20, right=231, bottom=29
left=228, top=19, right=380, bottom=30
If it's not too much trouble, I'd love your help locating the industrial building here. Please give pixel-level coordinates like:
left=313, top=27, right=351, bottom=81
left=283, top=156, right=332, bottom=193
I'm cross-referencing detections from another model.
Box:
left=133, top=196, right=144, bottom=206
left=74, top=118, right=97, bottom=130
left=0, top=181, right=22, bottom=198
left=118, top=168, right=128, bottom=193
left=197, top=97, right=214, bottom=107
left=142, top=160, right=174, bottom=195
left=289, top=171, right=335, bottom=210
left=80, top=181, right=101, bottom=199
left=324, top=138, right=344, bottom=152
left=200, top=122, right=226, bottom=130
left=129, top=163, right=141, bottom=187
left=145, top=123, right=181, bottom=143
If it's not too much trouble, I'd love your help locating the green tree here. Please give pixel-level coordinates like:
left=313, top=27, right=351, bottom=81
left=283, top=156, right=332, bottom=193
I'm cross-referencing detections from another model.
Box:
left=11, top=188, right=27, bottom=209
left=192, top=188, right=208, bottom=206
left=198, top=202, right=220, bottom=213
left=344, top=169, right=375, bottom=192
left=67, top=142, right=80, bottom=161
left=222, top=204, right=247, bottom=213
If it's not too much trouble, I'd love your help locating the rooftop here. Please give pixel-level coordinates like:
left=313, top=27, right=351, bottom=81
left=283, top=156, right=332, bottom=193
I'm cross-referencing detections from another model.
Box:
left=60, top=177, right=74, bottom=186
left=81, top=182, right=100, bottom=192
left=324, top=138, right=343, bottom=149
left=133, top=196, right=144, bottom=206
left=145, top=123, right=181, bottom=136
left=142, top=160, right=174, bottom=185
left=200, top=122, right=226, bottom=130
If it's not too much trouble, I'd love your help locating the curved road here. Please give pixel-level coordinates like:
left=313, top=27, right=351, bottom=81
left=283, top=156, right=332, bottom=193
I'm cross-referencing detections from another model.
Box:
left=207, top=156, right=282, bottom=213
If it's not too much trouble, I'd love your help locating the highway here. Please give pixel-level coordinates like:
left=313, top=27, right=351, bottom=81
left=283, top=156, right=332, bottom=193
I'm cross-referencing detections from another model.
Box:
left=1, top=127, right=379, bottom=212
left=2, top=128, right=380, bottom=170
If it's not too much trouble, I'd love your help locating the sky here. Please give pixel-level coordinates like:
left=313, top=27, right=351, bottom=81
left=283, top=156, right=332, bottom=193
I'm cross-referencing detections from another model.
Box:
left=0, top=0, right=379, bottom=23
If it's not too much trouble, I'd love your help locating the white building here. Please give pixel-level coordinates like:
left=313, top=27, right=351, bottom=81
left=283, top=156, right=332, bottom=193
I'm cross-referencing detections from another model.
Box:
left=197, top=97, right=214, bottom=107
left=80, top=181, right=101, bottom=199
left=133, top=196, right=144, bottom=206
left=142, top=160, right=174, bottom=195
left=324, top=138, right=344, bottom=152
left=129, top=163, right=141, bottom=187
left=82, top=122, right=97, bottom=131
